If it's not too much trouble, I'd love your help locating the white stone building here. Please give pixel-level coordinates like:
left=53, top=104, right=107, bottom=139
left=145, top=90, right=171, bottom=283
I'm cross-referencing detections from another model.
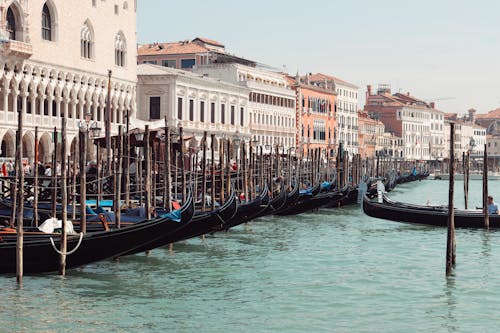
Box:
left=429, top=108, right=445, bottom=160
left=136, top=64, right=250, bottom=148
left=193, top=63, right=296, bottom=152
left=0, top=0, right=137, bottom=162
left=309, top=73, right=359, bottom=155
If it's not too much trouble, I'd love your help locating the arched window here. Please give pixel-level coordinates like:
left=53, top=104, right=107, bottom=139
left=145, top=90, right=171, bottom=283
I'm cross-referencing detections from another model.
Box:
left=42, top=4, right=52, bottom=41
left=6, top=7, right=16, bottom=40
left=115, top=32, right=126, bottom=67
left=81, top=22, right=94, bottom=59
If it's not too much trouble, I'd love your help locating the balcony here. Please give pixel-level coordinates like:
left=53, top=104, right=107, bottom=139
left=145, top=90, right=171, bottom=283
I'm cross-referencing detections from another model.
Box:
left=2, top=40, right=33, bottom=59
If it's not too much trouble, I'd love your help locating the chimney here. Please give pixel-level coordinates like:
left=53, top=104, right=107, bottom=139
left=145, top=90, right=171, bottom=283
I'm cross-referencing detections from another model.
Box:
left=406, top=92, right=410, bottom=96
left=430, top=102, right=435, bottom=109
left=468, top=108, right=476, bottom=123
left=306, top=73, right=310, bottom=85
left=367, top=85, right=372, bottom=96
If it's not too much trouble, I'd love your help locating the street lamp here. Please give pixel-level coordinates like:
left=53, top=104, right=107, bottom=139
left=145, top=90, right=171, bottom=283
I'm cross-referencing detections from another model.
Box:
left=79, top=111, right=101, bottom=138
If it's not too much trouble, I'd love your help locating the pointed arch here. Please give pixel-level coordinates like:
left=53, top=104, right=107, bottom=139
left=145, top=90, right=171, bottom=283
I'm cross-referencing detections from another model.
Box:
left=81, top=20, right=94, bottom=59
left=41, top=2, right=54, bottom=41
left=114, top=31, right=127, bottom=67
left=5, top=2, right=24, bottom=41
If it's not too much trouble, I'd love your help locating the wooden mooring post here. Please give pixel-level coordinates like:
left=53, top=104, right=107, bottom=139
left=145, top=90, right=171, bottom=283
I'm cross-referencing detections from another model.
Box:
left=15, top=91, right=24, bottom=285
left=483, top=144, right=489, bottom=229
left=463, top=152, right=469, bottom=210
left=59, top=113, right=68, bottom=276
left=446, top=122, right=456, bottom=276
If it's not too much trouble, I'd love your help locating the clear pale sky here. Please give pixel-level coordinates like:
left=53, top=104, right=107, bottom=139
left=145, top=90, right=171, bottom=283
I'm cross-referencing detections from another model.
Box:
left=137, top=0, right=500, bottom=114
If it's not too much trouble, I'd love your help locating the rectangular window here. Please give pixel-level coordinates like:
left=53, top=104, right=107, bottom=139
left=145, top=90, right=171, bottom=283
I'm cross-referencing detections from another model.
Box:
left=149, top=96, right=161, bottom=120
left=189, top=99, right=194, bottom=121
left=221, top=104, right=226, bottom=124
left=210, top=102, right=215, bottom=123
left=230, top=105, right=235, bottom=125
left=162, top=59, right=176, bottom=68
left=200, top=101, right=205, bottom=123
left=143, top=60, right=157, bottom=65
left=177, top=97, right=183, bottom=120
left=240, top=107, right=244, bottom=126
left=181, top=59, right=196, bottom=69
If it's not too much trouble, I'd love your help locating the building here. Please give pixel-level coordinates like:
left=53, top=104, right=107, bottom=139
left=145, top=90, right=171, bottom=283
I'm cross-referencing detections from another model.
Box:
left=379, top=132, right=404, bottom=159
left=0, top=0, right=137, bottom=162
left=287, top=74, right=336, bottom=156
left=364, top=85, right=445, bottom=160
left=308, top=73, right=359, bottom=155
left=137, top=37, right=255, bottom=70
left=193, top=63, right=296, bottom=152
left=357, top=110, right=384, bottom=159
left=136, top=64, right=250, bottom=148
left=443, top=113, right=486, bottom=158
left=475, top=108, right=500, bottom=133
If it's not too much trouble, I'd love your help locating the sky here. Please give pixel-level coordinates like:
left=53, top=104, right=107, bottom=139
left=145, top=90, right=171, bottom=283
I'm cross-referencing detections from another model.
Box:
left=137, top=0, right=500, bottom=115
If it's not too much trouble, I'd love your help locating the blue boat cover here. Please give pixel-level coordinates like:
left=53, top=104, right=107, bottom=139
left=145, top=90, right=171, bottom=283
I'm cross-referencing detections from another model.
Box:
left=321, top=181, right=331, bottom=191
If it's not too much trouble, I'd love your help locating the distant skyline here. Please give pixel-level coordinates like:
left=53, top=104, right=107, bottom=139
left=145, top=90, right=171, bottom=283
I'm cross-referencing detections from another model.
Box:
left=137, top=0, right=500, bottom=114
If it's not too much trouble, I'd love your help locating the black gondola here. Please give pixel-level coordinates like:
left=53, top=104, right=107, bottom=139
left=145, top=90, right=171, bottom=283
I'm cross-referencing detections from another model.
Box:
left=0, top=191, right=195, bottom=274
left=362, top=194, right=500, bottom=228
left=274, top=182, right=324, bottom=216
left=218, top=185, right=270, bottom=230
left=120, top=190, right=238, bottom=256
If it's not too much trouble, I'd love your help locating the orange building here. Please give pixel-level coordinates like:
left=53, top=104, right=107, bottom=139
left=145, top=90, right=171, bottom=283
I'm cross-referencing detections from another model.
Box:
left=288, top=75, right=337, bottom=157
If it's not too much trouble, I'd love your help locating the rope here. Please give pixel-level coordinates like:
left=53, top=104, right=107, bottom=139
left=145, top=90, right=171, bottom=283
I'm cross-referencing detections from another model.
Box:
left=49, top=232, right=84, bottom=256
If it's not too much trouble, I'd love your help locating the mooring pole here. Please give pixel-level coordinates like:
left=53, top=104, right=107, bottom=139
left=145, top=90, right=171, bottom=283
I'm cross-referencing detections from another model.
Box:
left=211, top=134, right=216, bottom=211
left=144, top=126, right=151, bottom=220
left=59, top=113, right=68, bottom=276
left=201, top=132, right=207, bottom=212
left=446, top=122, right=456, bottom=276
left=483, top=144, right=489, bottom=229
left=463, top=152, right=469, bottom=210
left=15, top=90, right=24, bottom=285
left=79, top=127, right=87, bottom=234
left=34, top=126, right=39, bottom=227
left=51, top=127, right=58, bottom=219
left=164, top=123, right=172, bottom=211
left=105, top=70, right=112, bottom=175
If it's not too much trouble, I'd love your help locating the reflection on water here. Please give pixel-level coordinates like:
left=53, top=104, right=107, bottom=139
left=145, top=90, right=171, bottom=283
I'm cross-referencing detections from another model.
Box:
left=1, top=180, right=500, bottom=332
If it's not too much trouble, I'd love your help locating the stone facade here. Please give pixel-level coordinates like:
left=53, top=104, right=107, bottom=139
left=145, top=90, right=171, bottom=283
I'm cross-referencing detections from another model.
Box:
left=287, top=75, right=336, bottom=156
left=364, top=85, right=445, bottom=160
left=193, top=63, right=296, bottom=152
left=137, top=64, right=250, bottom=149
left=0, top=0, right=137, bottom=162
left=309, top=73, right=359, bottom=156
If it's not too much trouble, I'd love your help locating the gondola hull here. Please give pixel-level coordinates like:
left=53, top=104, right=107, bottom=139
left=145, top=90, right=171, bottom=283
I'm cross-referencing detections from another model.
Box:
left=0, top=216, right=190, bottom=274
left=363, top=195, right=500, bottom=228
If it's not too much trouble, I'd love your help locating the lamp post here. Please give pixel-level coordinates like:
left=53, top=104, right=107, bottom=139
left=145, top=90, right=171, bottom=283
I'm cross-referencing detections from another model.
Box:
left=78, top=111, right=101, bottom=234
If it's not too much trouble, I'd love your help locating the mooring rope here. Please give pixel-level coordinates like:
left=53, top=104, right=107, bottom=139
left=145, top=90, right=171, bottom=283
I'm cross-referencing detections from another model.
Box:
left=49, top=232, right=84, bottom=256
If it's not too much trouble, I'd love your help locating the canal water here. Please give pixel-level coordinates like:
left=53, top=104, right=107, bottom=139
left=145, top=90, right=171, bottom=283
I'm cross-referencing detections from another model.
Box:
left=1, top=180, right=500, bottom=332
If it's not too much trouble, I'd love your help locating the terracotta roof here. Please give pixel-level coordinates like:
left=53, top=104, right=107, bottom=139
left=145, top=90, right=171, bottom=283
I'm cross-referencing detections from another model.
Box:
left=193, top=37, right=225, bottom=48
left=476, top=108, right=500, bottom=119
left=138, top=41, right=209, bottom=56
left=308, top=73, right=359, bottom=89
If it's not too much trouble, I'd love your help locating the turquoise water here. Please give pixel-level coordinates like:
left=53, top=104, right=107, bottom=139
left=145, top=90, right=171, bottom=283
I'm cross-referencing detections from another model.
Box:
left=1, top=180, right=500, bottom=332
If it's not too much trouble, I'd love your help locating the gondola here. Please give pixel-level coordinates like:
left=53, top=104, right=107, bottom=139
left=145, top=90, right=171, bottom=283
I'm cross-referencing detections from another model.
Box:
left=323, top=185, right=350, bottom=208
left=274, top=182, right=323, bottom=216
left=254, top=182, right=289, bottom=218
left=120, top=190, right=238, bottom=256
left=362, top=193, right=500, bottom=228
left=272, top=180, right=300, bottom=215
left=218, top=185, right=270, bottom=230
left=0, top=190, right=195, bottom=274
